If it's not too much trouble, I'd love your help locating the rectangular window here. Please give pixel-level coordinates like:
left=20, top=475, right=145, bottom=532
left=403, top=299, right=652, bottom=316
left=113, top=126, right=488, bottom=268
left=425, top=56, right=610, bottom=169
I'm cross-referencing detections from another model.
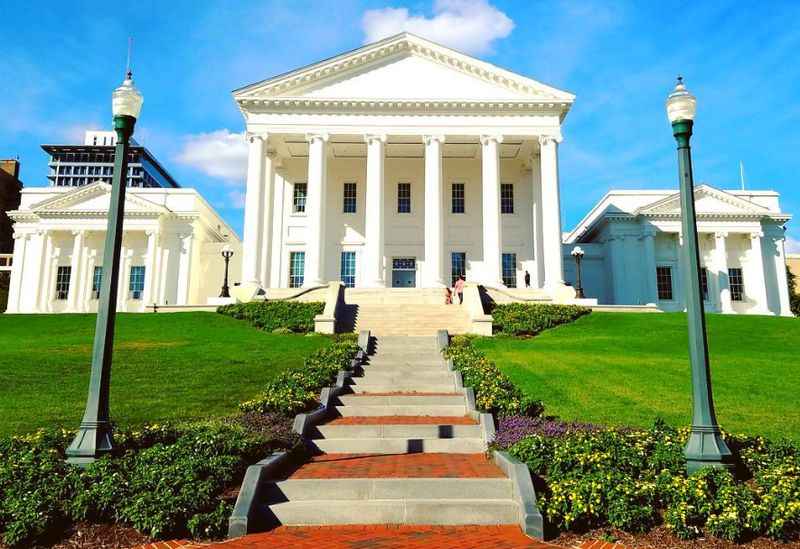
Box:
left=293, top=183, right=307, bottom=213
left=397, top=183, right=411, bottom=213
left=340, top=251, right=356, bottom=288
left=129, top=266, right=145, bottom=300
left=451, top=183, right=465, bottom=214
left=92, top=266, right=103, bottom=299
left=500, top=183, right=514, bottom=214
left=728, top=267, right=745, bottom=302
left=451, top=252, right=466, bottom=286
left=55, top=266, right=71, bottom=300
left=502, top=253, right=517, bottom=287
left=700, top=267, right=709, bottom=301
left=289, top=251, right=305, bottom=288
left=656, top=266, right=673, bottom=300
left=343, top=182, right=357, bottom=213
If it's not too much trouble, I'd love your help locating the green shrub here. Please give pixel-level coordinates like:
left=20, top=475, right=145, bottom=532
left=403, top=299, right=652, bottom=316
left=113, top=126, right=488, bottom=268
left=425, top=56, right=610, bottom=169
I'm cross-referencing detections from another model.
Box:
left=188, top=501, right=233, bottom=540
left=443, top=336, right=542, bottom=417
left=240, top=336, right=360, bottom=415
left=505, top=422, right=800, bottom=541
left=218, top=301, right=324, bottom=333
left=491, top=303, right=590, bottom=336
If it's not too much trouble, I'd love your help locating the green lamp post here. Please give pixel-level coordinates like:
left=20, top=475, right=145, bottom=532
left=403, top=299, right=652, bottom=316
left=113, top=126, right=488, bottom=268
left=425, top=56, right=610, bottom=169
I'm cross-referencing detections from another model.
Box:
left=66, top=71, right=143, bottom=466
left=666, top=77, right=733, bottom=474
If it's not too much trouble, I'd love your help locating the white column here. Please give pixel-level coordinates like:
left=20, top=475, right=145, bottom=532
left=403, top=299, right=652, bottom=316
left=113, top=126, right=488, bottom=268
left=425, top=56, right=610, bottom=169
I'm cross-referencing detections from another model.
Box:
left=480, top=135, right=503, bottom=286
left=774, top=235, right=793, bottom=316
left=748, top=231, right=769, bottom=313
left=304, top=133, right=328, bottom=287
left=7, top=233, right=29, bottom=313
left=118, top=244, right=131, bottom=312
left=176, top=231, right=194, bottom=304
left=37, top=231, right=53, bottom=312
left=242, top=133, right=267, bottom=285
left=424, top=134, right=446, bottom=287
left=713, top=231, right=734, bottom=313
left=539, top=135, right=564, bottom=288
left=67, top=230, right=85, bottom=312
left=82, top=249, right=97, bottom=311
left=364, top=134, right=387, bottom=287
left=270, top=173, right=286, bottom=287
left=530, top=161, right=545, bottom=288
left=258, top=150, right=276, bottom=287
left=608, top=235, right=626, bottom=303
left=142, top=230, right=158, bottom=305
left=641, top=229, right=657, bottom=304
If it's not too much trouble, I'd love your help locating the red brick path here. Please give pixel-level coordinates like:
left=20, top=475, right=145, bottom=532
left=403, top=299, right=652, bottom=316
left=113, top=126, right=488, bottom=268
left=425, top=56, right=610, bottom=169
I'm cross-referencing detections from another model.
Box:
left=578, top=541, right=629, bottom=549
left=204, top=525, right=557, bottom=548
left=285, top=453, right=506, bottom=479
left=326, top=415, right=478, bottom=425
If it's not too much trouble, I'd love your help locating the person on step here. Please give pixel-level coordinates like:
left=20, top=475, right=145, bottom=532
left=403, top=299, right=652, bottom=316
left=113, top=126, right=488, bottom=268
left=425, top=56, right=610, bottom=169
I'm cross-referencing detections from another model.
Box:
left=524, top=270, right=531, bottom=288
left=445, top=287, right=453, bottom=305
left=453, top=275, right=465, bottom=305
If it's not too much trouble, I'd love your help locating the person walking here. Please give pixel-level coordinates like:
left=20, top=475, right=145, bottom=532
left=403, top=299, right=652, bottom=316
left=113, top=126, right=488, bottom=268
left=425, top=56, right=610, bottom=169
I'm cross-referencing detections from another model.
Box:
left=524, top=270, right=531, bottom=288
left=453, top=275, right=465, bottom=305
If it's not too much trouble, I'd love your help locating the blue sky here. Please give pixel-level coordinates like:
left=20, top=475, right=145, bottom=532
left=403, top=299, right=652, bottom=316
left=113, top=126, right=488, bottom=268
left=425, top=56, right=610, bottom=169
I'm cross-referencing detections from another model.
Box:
left=2, top=0, right=799, bottom=250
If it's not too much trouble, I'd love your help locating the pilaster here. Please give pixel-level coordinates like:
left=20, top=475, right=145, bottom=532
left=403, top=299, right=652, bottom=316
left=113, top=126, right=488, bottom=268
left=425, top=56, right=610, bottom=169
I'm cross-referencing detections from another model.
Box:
left=364, top=134, right=387, bottom=287
left=539, top=135, right=564, bottom=288
left=68, top=230, right=85, bottom=312
left=641, top=228, right=657, bottom=304
left=713, top=232, right=733, bottom=314
left=748, top=231, right=769, bottom=313
left=242, top=133, right=267, bottom=285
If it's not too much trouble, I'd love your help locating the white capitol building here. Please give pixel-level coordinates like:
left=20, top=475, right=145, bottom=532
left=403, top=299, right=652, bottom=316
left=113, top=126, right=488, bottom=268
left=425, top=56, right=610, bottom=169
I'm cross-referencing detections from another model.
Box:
left=5, top=33, right=794, bottom=319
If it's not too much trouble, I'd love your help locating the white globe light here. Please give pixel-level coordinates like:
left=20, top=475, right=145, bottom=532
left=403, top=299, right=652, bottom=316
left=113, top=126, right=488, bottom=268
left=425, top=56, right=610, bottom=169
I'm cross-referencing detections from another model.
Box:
left=666, top=76, right=696, bottom=123
left=571, top=246, right=584, bottom=257
left=112, top=71, right=144, bottom=119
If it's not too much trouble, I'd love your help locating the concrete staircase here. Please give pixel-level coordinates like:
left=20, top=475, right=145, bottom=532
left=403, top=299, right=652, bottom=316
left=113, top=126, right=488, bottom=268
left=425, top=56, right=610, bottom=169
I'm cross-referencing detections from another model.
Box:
left=261, top=335, right=520, bottom=527
left=352, top=304, right=471, bottom=336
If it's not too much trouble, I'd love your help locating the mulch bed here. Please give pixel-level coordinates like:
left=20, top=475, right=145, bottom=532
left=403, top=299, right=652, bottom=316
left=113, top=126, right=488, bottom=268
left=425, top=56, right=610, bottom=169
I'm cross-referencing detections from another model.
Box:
left=551, top=527, right=800, bottom=548
left=25, top=522, right=152, bottom=549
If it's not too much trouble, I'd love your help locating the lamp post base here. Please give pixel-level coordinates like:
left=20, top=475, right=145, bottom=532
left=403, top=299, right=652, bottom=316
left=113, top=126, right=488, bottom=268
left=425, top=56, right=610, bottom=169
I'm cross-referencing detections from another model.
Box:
left=684, top=424, right=734, bottom=474
left=65, top=420, right=115, bottom=466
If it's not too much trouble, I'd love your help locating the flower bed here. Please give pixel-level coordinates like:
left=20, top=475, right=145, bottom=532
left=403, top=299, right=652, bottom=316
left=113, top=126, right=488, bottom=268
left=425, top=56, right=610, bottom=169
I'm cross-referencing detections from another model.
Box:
left=217, top=301, right=324, bottom=333
left=443, top=335, right=542, bottom=417
left=0, top=335, right=360, bottom=547
left=490, top=303, right=591, bottom=336
left=495, top=418, right=800, bottom=542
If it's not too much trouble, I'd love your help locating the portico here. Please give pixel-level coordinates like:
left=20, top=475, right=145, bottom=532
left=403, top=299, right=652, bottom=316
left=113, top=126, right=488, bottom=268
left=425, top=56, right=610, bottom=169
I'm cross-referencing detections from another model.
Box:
left=235, top=33, right=574, bottom=296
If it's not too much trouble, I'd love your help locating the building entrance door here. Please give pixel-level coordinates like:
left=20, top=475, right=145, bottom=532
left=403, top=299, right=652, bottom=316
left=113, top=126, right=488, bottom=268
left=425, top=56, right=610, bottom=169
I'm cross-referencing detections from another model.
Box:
left=391, top=257, right=416, bottom=288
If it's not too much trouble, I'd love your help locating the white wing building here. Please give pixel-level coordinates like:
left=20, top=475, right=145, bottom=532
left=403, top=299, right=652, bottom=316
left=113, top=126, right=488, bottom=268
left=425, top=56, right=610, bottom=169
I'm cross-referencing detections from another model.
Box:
left=234, top=33, right=576, bottom=296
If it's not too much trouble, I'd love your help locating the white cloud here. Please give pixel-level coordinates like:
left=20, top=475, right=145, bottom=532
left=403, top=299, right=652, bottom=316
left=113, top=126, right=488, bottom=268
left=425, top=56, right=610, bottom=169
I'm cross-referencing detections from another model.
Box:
left=175, top=129, right=248, bottom=183
left=227, top=190, right=247, bottom=210
left=362, top=0, right=514, bottom=55
left=786, top=236, right=800, bottom=254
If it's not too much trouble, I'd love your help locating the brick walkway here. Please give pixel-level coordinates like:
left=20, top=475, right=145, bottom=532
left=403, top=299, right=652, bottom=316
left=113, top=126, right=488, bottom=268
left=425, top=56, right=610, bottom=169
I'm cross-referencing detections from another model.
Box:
left=284, top=452, right=506, bottom=479
left=203, top=525, right=557, bottom=548
left=326, top=415, right=478, bottom=425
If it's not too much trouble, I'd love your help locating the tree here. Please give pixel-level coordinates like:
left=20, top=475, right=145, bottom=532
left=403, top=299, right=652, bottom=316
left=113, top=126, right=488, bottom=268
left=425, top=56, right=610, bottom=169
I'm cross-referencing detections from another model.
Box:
left=788, top=266, right=800, bottom=316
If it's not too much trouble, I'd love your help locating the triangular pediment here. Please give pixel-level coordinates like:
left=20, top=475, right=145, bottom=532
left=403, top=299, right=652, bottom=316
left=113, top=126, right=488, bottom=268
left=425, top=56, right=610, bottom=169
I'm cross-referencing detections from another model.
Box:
left=30, top=181, right=170, bottom=216
left=234, top=33, right=574, bottom=104
left=636, top=185, right=770, bottom=217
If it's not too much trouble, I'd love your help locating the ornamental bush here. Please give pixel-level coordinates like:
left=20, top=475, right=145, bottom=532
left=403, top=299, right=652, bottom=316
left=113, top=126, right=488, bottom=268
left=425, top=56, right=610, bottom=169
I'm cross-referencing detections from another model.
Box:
left=0, top=419, right=295, bottom=547
left=240, top=336, right=360, bottom=415
left=443, top=335, right=542, bottom=417
left=502, top=420, right=800, bottom=542
left=490, top=303, right=591, bottom=336
left=218, top=301, right=324, bottom=333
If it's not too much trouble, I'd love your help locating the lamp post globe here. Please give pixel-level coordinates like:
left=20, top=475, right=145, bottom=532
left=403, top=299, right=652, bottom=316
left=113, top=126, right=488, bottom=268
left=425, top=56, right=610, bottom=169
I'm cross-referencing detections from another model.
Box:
left=570, top=246, right=585, bottom=299
left=666, top=76, right=733, bottom=473
left=220, top=245, right=234, bottom=298
left=65, top=71, right=142, bottom=466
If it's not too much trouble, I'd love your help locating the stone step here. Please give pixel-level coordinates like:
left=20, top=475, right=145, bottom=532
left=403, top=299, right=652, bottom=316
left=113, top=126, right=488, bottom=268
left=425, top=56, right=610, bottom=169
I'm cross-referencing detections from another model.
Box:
left=309, top=437, right=485, bottom=454
left=364, top=364, right=448, bottom=375
left=348, top=382, right=458, bottom=393
left=334, top=404, right=467, bottom=417
left=367, top=356, right=445, bottom=366
left=337, top=394, right=464, bottom=406
left=360, top=371, right=456, bottom=384
left=268, top=478, right=512, bottom=500
left=314, top=423, right=482, bottom=439
left=267, top=499, right=519, bottom=526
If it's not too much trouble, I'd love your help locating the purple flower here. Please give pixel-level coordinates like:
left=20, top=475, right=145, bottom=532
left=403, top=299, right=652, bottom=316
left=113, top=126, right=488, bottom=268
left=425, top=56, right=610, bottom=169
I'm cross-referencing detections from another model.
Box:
left=493, top=415, right=601, bottom=448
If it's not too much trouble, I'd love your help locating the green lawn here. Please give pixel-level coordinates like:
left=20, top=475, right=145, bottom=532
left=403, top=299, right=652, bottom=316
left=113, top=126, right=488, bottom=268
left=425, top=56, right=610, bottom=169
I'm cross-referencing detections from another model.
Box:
left=475, top=312, right=800, bottom=441
left=0, top=313, right=330, bottom=436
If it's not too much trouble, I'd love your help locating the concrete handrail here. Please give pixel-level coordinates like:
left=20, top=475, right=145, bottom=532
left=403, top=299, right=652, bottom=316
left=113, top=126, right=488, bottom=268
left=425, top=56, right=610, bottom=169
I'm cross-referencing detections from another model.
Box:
left=313, top=282, right=344, bottom=334
left=266, top=285, right=328, bottom=302
left=482, top=286, right=553, bottom=302
left=462, top=284, right=493, bottom=336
